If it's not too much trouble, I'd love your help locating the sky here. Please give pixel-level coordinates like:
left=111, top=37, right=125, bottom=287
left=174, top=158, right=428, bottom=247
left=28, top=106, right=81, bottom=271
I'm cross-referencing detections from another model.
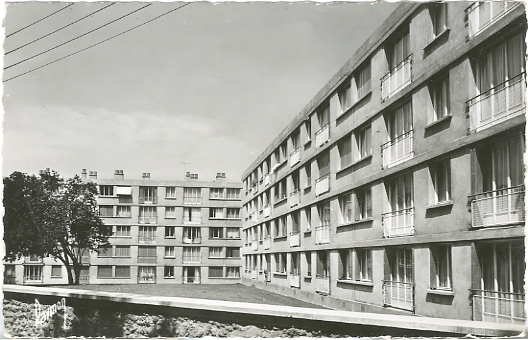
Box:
left=2, top=1, right=399, bottom=182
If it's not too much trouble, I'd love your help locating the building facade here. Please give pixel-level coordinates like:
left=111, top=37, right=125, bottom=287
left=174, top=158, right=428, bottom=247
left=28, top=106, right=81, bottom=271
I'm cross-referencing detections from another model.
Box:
left=5, top=170, right=243, bottom=285
left=241, top=2, right=525, bottom=324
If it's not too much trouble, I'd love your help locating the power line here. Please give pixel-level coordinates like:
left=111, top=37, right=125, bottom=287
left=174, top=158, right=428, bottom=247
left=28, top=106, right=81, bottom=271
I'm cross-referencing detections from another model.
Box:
left=6, top=3, right=117, bottom=55
left=6, top=3, right=75, bottom=38
left=5, top=3, right=153, bottom=70
left=4, top=3, right=190, bottom=83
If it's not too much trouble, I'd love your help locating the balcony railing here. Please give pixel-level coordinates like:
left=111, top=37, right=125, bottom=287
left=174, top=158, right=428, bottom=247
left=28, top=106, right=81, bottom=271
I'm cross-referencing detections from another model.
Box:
left=289, top=231, right=300, bottom=247
left=383, top=280, right=415, bottom=312
left=139, top=196, right=158, bottom=204
left=382, top=207, right=415, bottom=237
left=290, top=148, right=301, bottom=167
left=315, top=275, right=330, bottom=294
left=138, top=236, right=157, bottom=244
left=470, top=185, right=525, bottom=228
left=138, top=216, right=158, bottom=224
left=183, top=217, right=202, bottom=225
left=315, top=174, right=330, bottom=196
left=183, top=197, right=202, bottom=205
left=23, top=275, right=43, bottom=284
left=264, top=173, right=271, bottom=186
left=263, top=237, right=271, bottom=250
left=182, top=255, right=201, bottom=263
left=315, top=226, right=331, bottom=244
left=251, top=242, right=258, bottom=251
left=381, top=54, right=412, bottom=100
left=138, top=276, right=156, bottom=284
left=467, top=2, right=521, bottom=38
left=137, top=256, right=157, bottom=263
left=471, top=289, right=526, bottom=324
left=381, top=130, right=413, bottom=168
left=289, top=190, right=300, bottom=207
left=468, top=73, right=525, bottom=132
left=290, top=273, right=301, bottom=288
left=183, top=237, right=201, bottom=244
left=315, top=124, right=330, bottom=148
left=264, top=205, right=271, bottom=217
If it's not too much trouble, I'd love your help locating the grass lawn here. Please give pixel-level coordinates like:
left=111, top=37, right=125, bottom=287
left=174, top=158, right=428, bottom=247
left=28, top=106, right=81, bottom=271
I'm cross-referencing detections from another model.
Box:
left=55, top=283, right=326, bottom=309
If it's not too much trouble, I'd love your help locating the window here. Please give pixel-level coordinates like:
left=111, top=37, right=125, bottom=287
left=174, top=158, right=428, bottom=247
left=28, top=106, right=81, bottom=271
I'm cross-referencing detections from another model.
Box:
left=4, top=265, right=15, bottom=278
left=430, top=76, right=450, bottom=122
left=291, top=129, right=300, bottom=150
left=164, top=266, right=175, bottom=278
left=318, top=201, right=331, bottom=227
left=478, top=241, right=524, bottom=294
left=387, top=248, right=413, bottom=284
left=356, top=187, right=372, bottom=221
left=116, top=206, right=131, bottom=218
left=227, top=208, right=240, bottom=219
left=166, top=187, right=176, bottom=198
left=305, top=252, right=312, bottom=277
left=338, top=81, right=352, bottom=114
left=226, top=227, right=240, bottom=239
left=429, top=159, right=451, bottom=205
left=165, top=206, right=176, bottom=218
left=183, top=187, right=202, bottom=204
left=275, top=216, right=287, bottom=237
left=355, top=125, right=372, bottom=161
left=165, top=246, right=175, bottom=258
left=115, top=246, right=130, bottom=257
left=139, top=186, right=157, bottom=203
left=355, top=249, right=373, bottom=282
left=339, top=193, right=353, bottom=224
left=209, top=227, right=223, bottom=239
left=210, top=188, right=224, bottom=199
left=338, top=135, right=352, bottom=169
left=317, top=104, right=330, bottom=129
left=355, top=62, right=372, bottom=100
left=98, top=245, right=112, bottom=257
left=115, top=226, right=131, bottom=237
left=115, top=266, right=130, bottom=278
left=304, top=163, right=311, bottom=188
left=51, top=265, right=62, bottom=277
left=317, top=151, right=330, bottom=178
left=209, top=208, right=224, bottom=219
left=291, top=211, right=300, bottom=233
left=209, top=247, right=223, bottom=258
left=97, top=266, right=112, bottom=278
left=280, top=142, right=287, bottom=163
left=183, top=247, right=201, bottom=261
left=304, top=207, right=311, bottom=231
left=183, top=207, right=202, bottom=223
left=275, top=253, right=287, bottom=274
left=227, top=267, right=240, bottom=278
left=226, top=247, right=240, bottom=258
left=209, top=266, right=223, bottom=278
left=139, top=206, right=157, bottom=223
left=388, top=29, right=410, bottom=70
left=138, top=226, right=157, bottom=242
left=165, top=226, right=175, bottom=238
left=387, top=102, right=413, bottom=142
left=339, top=250, right=352, bottom=280
left=430, top=245, right=451, bottom=290
left=183, top=227, right=201, bottom=241
left=388, top=173, right=414, bottom=212
left=99, top=185, right=114, bottom=196
left=226, top=188, right=241, bottom=199
left=99, top=206, right=113, bottom=217
left=304, top=119, right=312, bottom=143
left=138, top=246, right=157, bottom=261
left=430, top=3, right=447, bottom=39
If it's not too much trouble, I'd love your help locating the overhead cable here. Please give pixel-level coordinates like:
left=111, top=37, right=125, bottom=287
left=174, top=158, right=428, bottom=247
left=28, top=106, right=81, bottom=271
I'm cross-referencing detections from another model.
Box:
left=6, top=3, right=75, bottom=38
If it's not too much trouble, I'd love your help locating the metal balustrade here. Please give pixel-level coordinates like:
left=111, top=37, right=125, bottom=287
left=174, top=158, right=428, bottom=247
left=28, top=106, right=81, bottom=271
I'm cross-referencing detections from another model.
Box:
left=182, top=255, right=201, bottom=263
left=471, top=289, right=525, bottom=324
left=138, top=196, right=158, bottom=204
left=137, top=256, right=157, bottom=263
left=315, top=226, right=331, bottom=244
left=470, top=185, right=525, bottom=228
left=315, top=174, right=330, bottom=196
left=290, top=148, right=301, bottom=166
left=315, top=124, right=330, bottom=147
left=182, top=237, right=201, bottom=244
left=138, top=216, right=158, bottom=224
left=468, top=73, right=525, bottom=132
left=381, top=55, right=412, bottom=100
left=183, top=197, right=202, bottom=205
left=138, top=236, right=157, bottom=244
left=289, top=231, right=300, bottom=247
left=466, top=2, right=521, bottom=38
left=315, top=275, right=330, bottom=294
left=138, top=276, right=156, bottom=284
left=381, top=130, right=413, bottom=168
left=289, top=190, right=300, bottom=207
left=23, top=275, right=43, bottom=284
left=382, top=208, right=414, bottom=237
left=383, top=280, right=415, bottom=312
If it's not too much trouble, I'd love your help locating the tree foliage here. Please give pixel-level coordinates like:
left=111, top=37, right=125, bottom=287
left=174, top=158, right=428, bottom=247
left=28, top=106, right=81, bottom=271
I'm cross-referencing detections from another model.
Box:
left=4, top=170, right=111, bottom=284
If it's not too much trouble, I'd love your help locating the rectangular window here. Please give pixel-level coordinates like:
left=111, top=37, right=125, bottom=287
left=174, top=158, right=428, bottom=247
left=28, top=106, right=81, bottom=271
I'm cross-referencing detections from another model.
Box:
left=280, top=142, right=287, bottom=163
left=115, top=266, right=130, bottom=278
left=138, top=226, right=157, bottom=242
left=226, top=227, right=240, bottom=239
left=209, top=227, right=223, bottom=239
left=355, top=125, right=372, bottom=161
left=226, top=208, right=240, bottom=219
left=165, top=246, right=175, bottom=258
left=115, top=226, right=131, bottom=237
left=209, top=247, right=224, bottom=258
left=317, top=151, right=330, bottom=177
left=183, top=227, right=201, bottom=241
left=183, top=247, right=200, bottom=261
left=183, top=187, right=202, bottom=204
left=338, top=81, right=352, bottom=114
left=165, top=206, right=176, bottom=218
left=339, top=193, right=353, bottom=224
left=431, top=76, right=450, bottom=122
left=210, top=188, right=224, bottom=199
left=339, top=250, right=352, bottom=280
left=226, top=188, right=241, bottom=199
left=356, top=187, right=373, bottom=221
left=209, top=208, right=225, bottom=219
left=115, top=246, right=130, bottom=257
left=139, top=206, right=157, bottom=222
left=355, top=62, right=372, bottom=100
left=208, top=266, right=224, bottom=278
left=226, top=267, right=240, bottom=278
left=164, top=266, right=175, bottom=278
left=430, top=159, right=451, bottom=204
left=165, top=187, right=176, bottom=198
left=183, top=207, right=202, bottom=223
left=318, top=201, right=331, bottom=227
left=98, top=245, right=112, bottom=257
left=388, top=173, right=414, bottom=211
left=116, top=206, right=131, bottom=218
left=51, top=265, right=62, bottom=277
left=99, top=205, right=114, bottom=217
left=165, top=226, right=175, bottom=238
left=139, top=186, right=158, bottom=203
left=304, top=119, right=312, bottom=143
left=430, top=3, right=447, bottom=38
left=430, top=245, right=451, bottom=290
left=388, top=29, right=410, bottom=70
left=226, top=247, right=240, bottom=258
left=338, top=135, right=352, bottom=169
left=97, top=266, right=112, bottom=278
left=355, top=249, right=373, bottom=282
left=275, top=253, right=287, bottom=273
left=99, top=185, right=114, bottom=196
left=317, top=104, right=330, bottom=128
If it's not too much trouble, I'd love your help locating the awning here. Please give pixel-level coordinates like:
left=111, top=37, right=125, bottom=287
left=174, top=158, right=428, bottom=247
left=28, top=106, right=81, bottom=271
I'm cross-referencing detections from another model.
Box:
left=116, top=186, right=132, bottom=195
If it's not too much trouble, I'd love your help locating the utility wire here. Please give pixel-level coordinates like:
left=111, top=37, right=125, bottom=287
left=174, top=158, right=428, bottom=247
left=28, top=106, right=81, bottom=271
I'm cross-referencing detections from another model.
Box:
left=4, top=3, right=190, bottom=82
left=6, top=3, right=75, bottom=38
left=6, top=3, right=117, bottom=55
left=5, top=3, right=153, bottom=70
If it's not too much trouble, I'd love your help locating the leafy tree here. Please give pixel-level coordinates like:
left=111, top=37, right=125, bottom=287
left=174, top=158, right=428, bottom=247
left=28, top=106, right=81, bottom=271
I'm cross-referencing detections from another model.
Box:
left=4, top=170, right=111, bottom=284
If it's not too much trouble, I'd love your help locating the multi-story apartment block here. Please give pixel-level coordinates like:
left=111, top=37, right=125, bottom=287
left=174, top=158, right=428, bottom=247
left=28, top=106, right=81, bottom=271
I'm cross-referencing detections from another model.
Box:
left=4, top=170, right=243, bottom=285
left=241, top=2, right=525, bottom=324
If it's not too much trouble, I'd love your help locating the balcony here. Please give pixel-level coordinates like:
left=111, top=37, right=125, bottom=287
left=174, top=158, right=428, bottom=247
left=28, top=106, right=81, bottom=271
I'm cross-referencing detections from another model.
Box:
left=139, top=196, right=158, bottom=204
left=182, top=255, right=201, bottom=264
left=138, top=276, right=157, bottom=284
left=251, top=242, right=258, bottom=251
left=383, top=280, right=415, bottom=312
left=137, top=256, right=157, bottom=263
left=183, top=217, right=202, bottom=225
left=264, top=173, right=271, bottom=186
left=264, top=205, right=271, bottom=217
left=263, top=237, right=271, bottom=250
left=382, top=208, right=415, bottom=237
left=290, top=273, right=301, bottom=288
left=315, top=174, right=330, bottom=196
left=251, top=270, right=258, bottom=279
left=315, top=275, right=330, bottom=294
left=381, top=130, right=413, bottom=169
left=381, top=54, right=412, bottom=100
left=315, top=124, right=330, bottom=148
left=23, top=274, right=43, bottom=284
left=183, top=197, right=202, bottom=205
left=289, top=190, right=300, bottom=207
left=471, top=289, right=525, bottom=324
left=468, top=73, right=525, bottom=132
left=183, top=237, right=201, bottom=244
left=138, top=216, right=158, bottom=224
left=289, top=231, right=300, bottom=247
left=138, top=236, right=157, bottom=244
left=470, top=185, right=525, bottom=228
left=315, top=226, right=330, bottom=244
left=467, top=2, right=521, bottom=38
left=290, top=148, right=301, bottom=167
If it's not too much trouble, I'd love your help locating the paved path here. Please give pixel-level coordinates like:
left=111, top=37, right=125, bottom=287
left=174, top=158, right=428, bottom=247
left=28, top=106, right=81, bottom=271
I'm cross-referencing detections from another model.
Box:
left=4, top=284, right=525, bottom=337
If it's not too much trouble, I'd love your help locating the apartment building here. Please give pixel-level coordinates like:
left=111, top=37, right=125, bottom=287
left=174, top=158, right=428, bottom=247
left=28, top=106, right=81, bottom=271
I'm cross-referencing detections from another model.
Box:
left=5, top=171, right=243, bottom=285
left=241, top=2, right=525, bottom=324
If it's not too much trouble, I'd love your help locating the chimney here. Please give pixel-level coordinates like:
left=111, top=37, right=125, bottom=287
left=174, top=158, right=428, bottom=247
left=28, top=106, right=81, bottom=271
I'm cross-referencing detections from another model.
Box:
left=39, top=168, right=50, bottom=175
left=89, top=171, right=98, bottom=180
left=142, top=172, right=150, bottom=179
left=190, top=173, right=198, bottom=180
left=114, top=170, right=124, bottom=180
left=81, top=169, right=87, bottom=180
left=185, top=172, right=191, bottom=181
left=215, top=172, right=226, bottom=182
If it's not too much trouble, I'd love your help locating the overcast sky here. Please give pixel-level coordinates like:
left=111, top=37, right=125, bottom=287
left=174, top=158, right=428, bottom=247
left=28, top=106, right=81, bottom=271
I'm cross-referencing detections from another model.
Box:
left=3, top=1, right=398, bottom=182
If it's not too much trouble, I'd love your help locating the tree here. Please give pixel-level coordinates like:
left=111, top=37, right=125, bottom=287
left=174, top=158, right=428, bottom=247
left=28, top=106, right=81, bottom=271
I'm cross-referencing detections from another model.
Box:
left=4, top=170, right=112, bottom=284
